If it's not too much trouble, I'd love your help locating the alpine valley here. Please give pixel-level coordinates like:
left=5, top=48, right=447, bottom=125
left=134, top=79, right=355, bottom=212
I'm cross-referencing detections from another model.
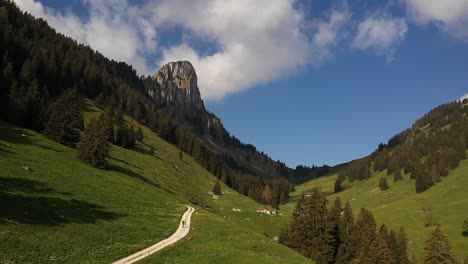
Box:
left=0, top=1, right=467, bottom=264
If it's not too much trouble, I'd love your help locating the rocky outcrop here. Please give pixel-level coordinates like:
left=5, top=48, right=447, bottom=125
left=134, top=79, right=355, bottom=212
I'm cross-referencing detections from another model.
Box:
left=147, top=61, right=206, bottom=123
left=146, top=61, right=292, bottom=179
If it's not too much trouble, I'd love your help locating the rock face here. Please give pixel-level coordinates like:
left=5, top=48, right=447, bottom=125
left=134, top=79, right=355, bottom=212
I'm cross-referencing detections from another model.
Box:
left=148, top=61, right=206, bottom=123
left=146, top=61, right=291, bottom=179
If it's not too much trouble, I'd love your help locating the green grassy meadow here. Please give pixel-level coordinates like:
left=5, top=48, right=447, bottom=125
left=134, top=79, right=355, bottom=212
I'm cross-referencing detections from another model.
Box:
left=284, top=162, right=468, bottom=261
left=0, top=100, right=310, bottom=264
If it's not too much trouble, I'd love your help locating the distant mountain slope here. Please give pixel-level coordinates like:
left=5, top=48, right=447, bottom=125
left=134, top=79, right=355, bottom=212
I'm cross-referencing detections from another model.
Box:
left=285, top=158, right=468, bottom=260
left=336, top=99, right=468, bottom=194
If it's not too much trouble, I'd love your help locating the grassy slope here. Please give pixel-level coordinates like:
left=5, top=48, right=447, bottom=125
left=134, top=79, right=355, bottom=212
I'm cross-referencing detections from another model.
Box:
left=284, top=163, right=468, bottom=260
left=0, top=100, right=311, bottom=264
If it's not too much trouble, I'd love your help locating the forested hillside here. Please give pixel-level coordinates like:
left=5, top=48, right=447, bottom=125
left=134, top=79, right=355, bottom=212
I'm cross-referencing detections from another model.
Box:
left=0, top=1, right=290, bottom=205
left=336, top=100, right=468, bottom=193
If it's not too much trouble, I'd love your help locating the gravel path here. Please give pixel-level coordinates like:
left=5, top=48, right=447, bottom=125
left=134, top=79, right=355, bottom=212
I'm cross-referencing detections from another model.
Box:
left=112, top=206, right=195, bottom=264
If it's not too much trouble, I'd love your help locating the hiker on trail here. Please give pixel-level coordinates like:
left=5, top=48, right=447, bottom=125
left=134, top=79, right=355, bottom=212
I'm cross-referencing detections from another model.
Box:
left=182, top=220, right=185, bottom=228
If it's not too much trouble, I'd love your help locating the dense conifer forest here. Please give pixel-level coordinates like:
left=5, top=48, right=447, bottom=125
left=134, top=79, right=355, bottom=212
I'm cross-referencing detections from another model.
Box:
left=0, top=1, right=289, bottom=205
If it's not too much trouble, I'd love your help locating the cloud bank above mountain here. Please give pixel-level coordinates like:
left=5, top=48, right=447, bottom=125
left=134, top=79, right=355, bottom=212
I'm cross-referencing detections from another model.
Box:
left=12, top=0, right=468, bottom=100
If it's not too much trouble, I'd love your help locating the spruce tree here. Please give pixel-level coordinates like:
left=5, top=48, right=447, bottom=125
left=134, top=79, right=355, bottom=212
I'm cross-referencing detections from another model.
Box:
left=213, top=179, right=222, bottom=195
left=335, top=202, right=355, bottom=264
left=44, top=88, right=83, bottom=147
left=77, top=116, right=110, bottom=168
left=422, top=226, right=456, bottom=264
left=351, top=208, right=377, bottom=262
left=364, top=224, right=395, bottom=264
left=393, top=227, right=410, bottom=264
left=328, top=197, right=342, bottom=263
left=100, top=106, right=115, bottom=143
left=304, top=190, right=334, bottom=264
left=379, top=177, right=390, bottom=191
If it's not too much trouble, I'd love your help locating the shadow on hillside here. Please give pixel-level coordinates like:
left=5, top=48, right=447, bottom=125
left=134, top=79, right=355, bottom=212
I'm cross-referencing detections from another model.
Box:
left=0, top=126, right=62, bottom=152
left=139, top=142, right=164, bottom=161
left=0, top=177, right=125, bottom=226
left=107, top=164, right=176, bottom=195
left=109, top=156, right=141, bottom=170
left=0, top=144, right=14, bottom=156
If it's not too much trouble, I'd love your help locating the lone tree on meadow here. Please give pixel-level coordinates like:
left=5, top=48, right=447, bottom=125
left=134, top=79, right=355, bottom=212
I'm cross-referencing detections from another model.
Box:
left=213, top=179, right=222, bottom=195
left=379, top=177, right=389, bottom=191
left=422, top=226, right=456, bottom=264
left=77, top=116, right=110, bottom=168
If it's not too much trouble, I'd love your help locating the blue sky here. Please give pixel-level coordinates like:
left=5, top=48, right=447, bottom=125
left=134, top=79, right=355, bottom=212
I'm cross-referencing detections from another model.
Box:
left=15, top=0, right=468, bottom=167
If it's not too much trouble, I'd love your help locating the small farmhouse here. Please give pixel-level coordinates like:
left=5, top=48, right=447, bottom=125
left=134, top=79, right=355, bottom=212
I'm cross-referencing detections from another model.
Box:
left=256, top=206, right=278, bottom=215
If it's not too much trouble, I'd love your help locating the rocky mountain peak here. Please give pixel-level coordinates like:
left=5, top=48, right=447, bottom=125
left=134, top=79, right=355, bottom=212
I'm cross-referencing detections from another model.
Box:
left=155, top=61, right=197, bottom=91
left=148, top=61, right=205, bottom=119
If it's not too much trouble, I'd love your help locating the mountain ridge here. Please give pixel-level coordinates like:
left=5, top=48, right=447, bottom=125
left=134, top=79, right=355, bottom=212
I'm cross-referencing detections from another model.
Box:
left=145, top=60, right=293, bottom=180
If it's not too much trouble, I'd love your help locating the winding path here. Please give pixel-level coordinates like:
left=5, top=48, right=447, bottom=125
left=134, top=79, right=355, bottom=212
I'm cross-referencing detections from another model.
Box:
left=112, top=206, right=195, bottom=264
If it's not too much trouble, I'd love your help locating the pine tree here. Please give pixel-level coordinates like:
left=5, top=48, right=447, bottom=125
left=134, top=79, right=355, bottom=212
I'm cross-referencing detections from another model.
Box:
left=422, top=226, right=456, bottom=264
left=328, top=197, right=342, bottom=263
left=100, top=106, right=114, bottom=143
left=364, top=224, right=395, bottom=264
left=213, top=179, right=222, bottom=195
left=304, top=190, right=334, bottom=264
left=335, top=202, right=355, bottom=264
left=351, top=208, right=377, bottom=262
left=393, top=169, right=403, bottom=182
left=77, top=117, right=110, bottom=168
left=392, top=227, right=410, bottom=264
left=379, top=177, right=390, bottom=191
left=44, top=88, right=83, bottom=147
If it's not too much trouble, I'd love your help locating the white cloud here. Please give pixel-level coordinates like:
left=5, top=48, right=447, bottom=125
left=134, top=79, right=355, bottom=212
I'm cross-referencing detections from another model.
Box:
left=311, top=9, right=351, bottom=63
left=405, top=0, right=468, bottom=41
left=13, top=0, right=157, bottom=75
left=152, top=0, right=313, bottom=100
left=12, top=0, right=354, bottom=101
left=353, top=15, right=408, bottom=60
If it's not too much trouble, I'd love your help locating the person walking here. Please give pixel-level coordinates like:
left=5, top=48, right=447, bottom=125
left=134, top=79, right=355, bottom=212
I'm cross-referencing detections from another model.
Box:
left=182, top=220, right=185, bottom=228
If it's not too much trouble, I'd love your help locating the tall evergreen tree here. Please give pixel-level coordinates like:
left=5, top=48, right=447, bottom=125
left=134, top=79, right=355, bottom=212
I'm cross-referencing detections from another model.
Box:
left=335, top=202, right=355, bottom=264
left=100, top=106, right=115, bottom=143
left=213, top=179, right=222, bottom=195
left=351, top=208, right=377, bottom=262
left=364, top=224, right=395, bottom=264
left=44, top=88, right=83, bottom=147
left=77, top=116, right=110, bottom=168
left=328, top=197, right=342, bottom=263
left=422, top=226, right=456, bottom=264
left=379, top=177, right=390, bottom=191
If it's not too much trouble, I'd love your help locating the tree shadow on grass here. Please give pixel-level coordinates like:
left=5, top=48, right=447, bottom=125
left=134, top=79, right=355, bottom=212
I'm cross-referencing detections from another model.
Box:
left=0, top=177, right=125, bottom=226
left=109, top=156, right=141, bottom=170
left=107, top=164, right=175, bottom=195
left=0, top=126, right=62, bottom=152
